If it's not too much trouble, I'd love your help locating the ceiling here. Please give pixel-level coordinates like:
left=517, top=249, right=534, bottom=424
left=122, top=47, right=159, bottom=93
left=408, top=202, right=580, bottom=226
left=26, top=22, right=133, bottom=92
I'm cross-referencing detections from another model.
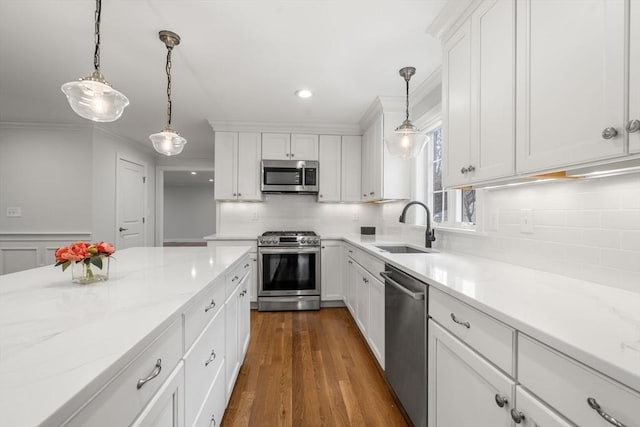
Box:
left=0, top=0, right=446, bottom=161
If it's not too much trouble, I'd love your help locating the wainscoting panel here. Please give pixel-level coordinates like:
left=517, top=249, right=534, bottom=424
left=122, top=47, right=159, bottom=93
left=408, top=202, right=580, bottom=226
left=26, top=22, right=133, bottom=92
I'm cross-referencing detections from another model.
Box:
left=1, top=248, right=38, bottom=275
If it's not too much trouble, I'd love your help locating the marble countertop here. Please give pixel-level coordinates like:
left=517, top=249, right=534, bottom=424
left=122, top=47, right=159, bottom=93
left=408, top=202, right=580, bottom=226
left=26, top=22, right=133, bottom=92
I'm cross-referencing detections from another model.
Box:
left=0, top=246, right=250, bottom=427
left=341, top=234, right=640, bottom=394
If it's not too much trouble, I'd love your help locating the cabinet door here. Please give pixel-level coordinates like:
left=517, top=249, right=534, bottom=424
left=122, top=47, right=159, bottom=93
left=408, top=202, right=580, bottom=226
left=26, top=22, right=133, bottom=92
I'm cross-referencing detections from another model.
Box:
left=214, top=132, right=238, bottom=200
left=367, top=273, right=385, bottom=369
left=341, top=136, right=362, bottom=202
left=237, top=132, right=262, bottom=201
left=355, top=264, right=369, bottom=337
left=318, top=135, right=342, bottom=202
left=321, top=242, right=343, bottom=300
left=368, top=114, right=384, bottom=200
left=443, top=20, right=472, bottom=188
left=261, top=133, right=291, bottom=160
left=291, top=134, right=319, bottom=160
left=249, top=252, right=258, bottom=303
left=131, top=362, right=184, bottom=427
left=345, top=257, right=357, bottom=315
left=361, top=126, right=373, bottom=201
left=225, top=282, right=240, bottom=401
left=428, top=320, right=514, bottom=427
left=382, top=111, right=411, bottom=200
left=514, top=386, right=573, bottom=427
left=516, top=0, right=626, bottom=173
left=469, top=0, right=515, bottom=183
left=630, top=0, right=640, bottom=154
left=238, top=274, right=251, bottom=360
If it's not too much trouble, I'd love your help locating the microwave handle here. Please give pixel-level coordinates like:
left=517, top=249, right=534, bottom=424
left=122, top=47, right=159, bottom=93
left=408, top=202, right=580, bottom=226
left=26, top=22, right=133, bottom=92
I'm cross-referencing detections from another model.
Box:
left=301, top=166, right=306, bottom=188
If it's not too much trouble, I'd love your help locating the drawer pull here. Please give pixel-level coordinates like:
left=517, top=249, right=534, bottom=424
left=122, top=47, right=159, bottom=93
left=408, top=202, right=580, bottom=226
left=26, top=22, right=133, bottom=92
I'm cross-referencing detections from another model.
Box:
left=136, top=359, right=162, bottom=390
left=494, top=394, right=508, bottom=408
left=450, top=313, right=471, bottom=329
left=232, top=275, right=239, bottom=282
left=587, top=397, right=627, bottom=427
left=210, top=414, right=217, bottom=426
left=205, top=299, right=216, bottom=313
left=510, top=409, right=525, bottom=424
left=205, top=350, right=217, bottom=367
left=244, top=263, right=250, bottom=268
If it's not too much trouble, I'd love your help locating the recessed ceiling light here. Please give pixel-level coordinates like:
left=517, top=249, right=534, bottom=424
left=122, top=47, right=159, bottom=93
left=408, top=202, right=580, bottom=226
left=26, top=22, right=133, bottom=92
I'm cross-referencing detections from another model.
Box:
left=208, top=178, right=214, bottom=182
left=295, top=89, right=313, bottom=98
left=190, top=171, right=197, bottom=175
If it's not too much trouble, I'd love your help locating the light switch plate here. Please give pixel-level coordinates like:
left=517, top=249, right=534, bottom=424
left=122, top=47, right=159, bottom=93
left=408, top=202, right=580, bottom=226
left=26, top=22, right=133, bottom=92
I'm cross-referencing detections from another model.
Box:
left=6, top=207, right=22, bottom=217
left=520, top=208, right=534, bottom=234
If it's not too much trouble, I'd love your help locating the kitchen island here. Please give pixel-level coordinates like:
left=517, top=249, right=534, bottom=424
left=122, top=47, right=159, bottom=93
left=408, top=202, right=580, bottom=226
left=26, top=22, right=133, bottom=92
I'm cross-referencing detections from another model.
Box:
left=0, top=246, right=251, bottom=427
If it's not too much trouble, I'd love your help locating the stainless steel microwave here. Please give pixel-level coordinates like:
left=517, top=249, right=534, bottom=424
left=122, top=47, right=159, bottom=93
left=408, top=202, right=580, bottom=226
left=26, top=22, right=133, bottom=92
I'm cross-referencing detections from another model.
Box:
left=261, top=160, right=319, bottom=193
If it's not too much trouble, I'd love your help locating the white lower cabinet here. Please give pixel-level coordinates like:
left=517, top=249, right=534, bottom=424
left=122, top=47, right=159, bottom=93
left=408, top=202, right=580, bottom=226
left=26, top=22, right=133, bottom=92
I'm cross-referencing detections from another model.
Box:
left=132, top=362, right=185, bottom=427
left=193, top=361, right=226, bottom=427
left=511, top=386, right=573, bottom=427
left=367, top=271, right=385, bottom=369
left=344, top=254, right=357, bottom=315
left=239, top=273, right=251, bottom=359
left=428, top=320, right=514, bottom=427
left=321, top=240, right=343, bottom=301
left=354, top=262, right=370, bottom=337
left=225, top=271, right=251, bottom=402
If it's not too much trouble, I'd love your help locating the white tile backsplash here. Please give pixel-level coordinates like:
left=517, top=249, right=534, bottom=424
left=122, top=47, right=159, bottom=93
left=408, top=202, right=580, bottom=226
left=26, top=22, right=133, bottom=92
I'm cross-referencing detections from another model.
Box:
left=436, top=172, right=640, bottom=293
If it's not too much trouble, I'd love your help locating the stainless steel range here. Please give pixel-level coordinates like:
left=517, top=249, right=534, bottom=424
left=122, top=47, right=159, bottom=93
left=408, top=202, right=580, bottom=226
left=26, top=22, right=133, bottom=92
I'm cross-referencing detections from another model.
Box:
left=257, top=231, right=321, bottom=311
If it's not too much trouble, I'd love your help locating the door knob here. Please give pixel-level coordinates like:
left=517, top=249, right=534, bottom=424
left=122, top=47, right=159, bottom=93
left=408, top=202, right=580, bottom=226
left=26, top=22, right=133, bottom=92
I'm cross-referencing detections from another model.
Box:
left=119, top=227, right=128, bottom=232
left=602, top=127, right=618, bottom=139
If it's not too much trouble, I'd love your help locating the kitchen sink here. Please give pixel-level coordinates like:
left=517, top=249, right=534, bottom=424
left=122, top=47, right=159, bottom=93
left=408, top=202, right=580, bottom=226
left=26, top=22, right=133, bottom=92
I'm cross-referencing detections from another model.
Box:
left=374, top=245, right=434, bottom=254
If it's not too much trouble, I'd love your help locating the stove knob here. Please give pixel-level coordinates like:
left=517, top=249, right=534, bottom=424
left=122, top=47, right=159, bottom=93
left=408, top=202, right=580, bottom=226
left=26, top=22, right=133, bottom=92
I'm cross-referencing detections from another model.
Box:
left=313, top=238, right=319, bottom=244
left=259, top=239, right=265, bottom=245
left=301, top=238, right=307, bottom=244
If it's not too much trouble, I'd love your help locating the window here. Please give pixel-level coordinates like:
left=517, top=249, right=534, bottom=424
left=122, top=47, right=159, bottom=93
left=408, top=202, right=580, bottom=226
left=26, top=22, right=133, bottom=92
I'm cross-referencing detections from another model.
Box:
left=412, top=124, right=476, bottom=229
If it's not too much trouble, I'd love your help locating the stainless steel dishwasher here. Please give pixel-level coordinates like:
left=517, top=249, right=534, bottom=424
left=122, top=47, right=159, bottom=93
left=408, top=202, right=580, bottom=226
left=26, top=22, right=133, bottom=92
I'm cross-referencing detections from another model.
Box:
left=380, top=264, right=427, bottom=427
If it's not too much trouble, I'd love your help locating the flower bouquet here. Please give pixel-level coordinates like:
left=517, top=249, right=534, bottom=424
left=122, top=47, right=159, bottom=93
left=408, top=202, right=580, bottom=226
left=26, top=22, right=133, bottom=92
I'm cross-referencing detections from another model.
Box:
left=55, top=241, right=115, bottom=284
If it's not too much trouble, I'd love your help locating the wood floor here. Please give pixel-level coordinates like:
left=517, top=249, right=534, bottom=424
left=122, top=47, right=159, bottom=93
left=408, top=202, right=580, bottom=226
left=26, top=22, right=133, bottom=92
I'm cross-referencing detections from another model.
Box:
left=222, top=308, right=410, bottom=427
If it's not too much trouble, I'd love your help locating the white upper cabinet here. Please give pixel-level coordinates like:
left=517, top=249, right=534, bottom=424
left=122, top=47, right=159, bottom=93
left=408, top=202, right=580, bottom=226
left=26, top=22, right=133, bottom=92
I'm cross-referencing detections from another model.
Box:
left=361, top=109, right=410, bottom=201
left=516, top=0, right=626, bottom=173
left=214, top=132, right=262, bottom=201
left=630, top=0, right=640, bottom=154
left=443, top=0, right=515, bottom=188
left=262, top=133, right=318, bottom=160
left=318, top=135, right=341, bottom=202
left=341, top=136, right=362, bottom=202
left=291, top=134, right=319, bottom=160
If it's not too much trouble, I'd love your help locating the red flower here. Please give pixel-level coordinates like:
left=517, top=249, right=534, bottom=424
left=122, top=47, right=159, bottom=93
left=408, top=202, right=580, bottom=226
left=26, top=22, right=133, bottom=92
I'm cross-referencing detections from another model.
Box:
left=96, top=241, right=115, bottom=256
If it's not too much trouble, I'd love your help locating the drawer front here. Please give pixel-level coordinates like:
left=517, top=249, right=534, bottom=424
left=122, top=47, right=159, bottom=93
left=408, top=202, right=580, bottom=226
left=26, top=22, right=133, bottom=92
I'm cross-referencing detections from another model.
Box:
left=226, top=256, right=251, bottom=298
left=359, top=250, right=385, bottom=279
left=193, top=361, right=226, bottom=427
left=184, top=306, right=225, bottom=427
left=65, top=318, right=183, bottom=427
left=518, top=334, right=640, bottom=427
left=429, top=287, right=515, bottom=375
left=514, top=386, right=573, bottom=427
left=184, top=277, right=225, bottom=350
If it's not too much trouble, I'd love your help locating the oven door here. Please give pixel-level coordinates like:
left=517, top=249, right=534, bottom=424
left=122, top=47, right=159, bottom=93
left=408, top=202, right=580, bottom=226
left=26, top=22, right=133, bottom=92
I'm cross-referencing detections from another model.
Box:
left=258, top=247, right=321, bottom=296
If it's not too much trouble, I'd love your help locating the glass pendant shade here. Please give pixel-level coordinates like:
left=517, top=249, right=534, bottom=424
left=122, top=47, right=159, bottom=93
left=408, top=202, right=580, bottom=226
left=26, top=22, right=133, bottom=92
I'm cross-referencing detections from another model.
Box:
left=386, top=119, right=430, bottom=159
left=149, top=128, right=187, bottom=156
left=61, top=72, right=129, bottom=122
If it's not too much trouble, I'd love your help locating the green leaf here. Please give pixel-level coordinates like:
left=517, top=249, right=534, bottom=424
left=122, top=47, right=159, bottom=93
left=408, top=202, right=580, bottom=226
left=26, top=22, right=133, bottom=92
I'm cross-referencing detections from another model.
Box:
left=90, top=256, right=103, bottom=269
left=61, top=261, right=71, bottom=272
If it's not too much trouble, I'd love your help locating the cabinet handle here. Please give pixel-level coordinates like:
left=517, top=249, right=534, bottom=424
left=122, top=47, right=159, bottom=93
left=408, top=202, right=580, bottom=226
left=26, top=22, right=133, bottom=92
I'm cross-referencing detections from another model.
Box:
left=587, top=397, right=627, bottom=427
left=232, top=275, right=239, bottom=282
left=494, top=394, right=508, bottom=408
left=238, top=193, right=242, bottom=197
left=460, top=167, right=468, bottom=174
left=467, top=165, right=475, bottom=173
left=205, top=299, right=216, bottom=313
left=291, top=153, right=295, bottom=158
left=348, top=260, right=353, bottom=264
left=450, top=313, right=470, bottom=329
left=205, top=350, right=217, bottom=367
left=232, top=193, right=237, bottom=196
left=348, top=250, right=353, bottom=253
left=319, top=194, right=323, bottom=198
left=602, top=127, right=618, bottom=139
left=369, top=191, right=374, bottom=195
left=244, top=263, right=250, bottom=268
left=210, top=414, right=217, bottom=427
left=510, top=409, right=525, bottom=424
left=363, top=194, right=367, bottom=197
left=136, top=359, right=162, bottom=389
left=286, top=153, right=290, bottom=157
left=627, top=119, right=640, bottom=133
left=363, top=278, right=369, bottom=284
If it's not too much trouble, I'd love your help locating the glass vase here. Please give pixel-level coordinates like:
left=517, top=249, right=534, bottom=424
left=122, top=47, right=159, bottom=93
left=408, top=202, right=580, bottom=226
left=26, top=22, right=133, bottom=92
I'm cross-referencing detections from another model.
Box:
left=72, top=257, right=110, bottom=284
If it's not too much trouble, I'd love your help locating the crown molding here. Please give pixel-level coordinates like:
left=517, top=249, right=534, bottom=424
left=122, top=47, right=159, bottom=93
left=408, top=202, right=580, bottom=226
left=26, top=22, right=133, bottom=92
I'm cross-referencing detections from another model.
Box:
left=410, top=66, right=442, bottom=107
left=0, top=121, right=90, bottom=131
left=358, top=96, right=405, bottom=132
left=208, top=120, right=362, bottom=135
left=92, top=125, right=156, bottom=154
left=427, top=0, right=479, bottom=40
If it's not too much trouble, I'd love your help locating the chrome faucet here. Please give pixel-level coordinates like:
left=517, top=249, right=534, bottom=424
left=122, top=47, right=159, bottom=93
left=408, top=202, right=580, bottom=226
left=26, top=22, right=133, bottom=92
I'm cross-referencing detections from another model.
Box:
left=399, top=201, right=436, bottom=248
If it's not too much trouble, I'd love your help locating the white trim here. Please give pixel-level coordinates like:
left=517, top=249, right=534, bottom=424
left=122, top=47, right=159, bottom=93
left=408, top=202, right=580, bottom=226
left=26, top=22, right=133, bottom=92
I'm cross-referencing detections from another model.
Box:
left=94, top=126, right=155, bottom=155
left=427, top=0, right=480, bottom=40
left=358, top=96, right=405, bottom=131
left=0, top=121, right=89, bottom=131
left=0, top=232, right=91, bottom=242
left=208, top=120, right=361, bottom=135
left=410, top=66, right=442, bottom=106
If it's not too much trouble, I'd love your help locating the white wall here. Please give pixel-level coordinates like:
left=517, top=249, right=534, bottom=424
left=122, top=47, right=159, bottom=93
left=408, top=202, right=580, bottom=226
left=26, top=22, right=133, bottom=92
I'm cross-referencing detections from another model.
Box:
left=217, top=195, right=382, bottom=237
left=433, top=173, right=640, bottom=293
left=164, top=184, right=215, bottom=241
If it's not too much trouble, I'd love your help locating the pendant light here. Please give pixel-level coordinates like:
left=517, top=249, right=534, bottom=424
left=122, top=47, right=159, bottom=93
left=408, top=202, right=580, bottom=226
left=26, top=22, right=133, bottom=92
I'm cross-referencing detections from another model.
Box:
left=61, top=0, right=129, bottom=122
left=385, top=67, right=430, bottom=159
left=149, top=30, right=187, bottom=156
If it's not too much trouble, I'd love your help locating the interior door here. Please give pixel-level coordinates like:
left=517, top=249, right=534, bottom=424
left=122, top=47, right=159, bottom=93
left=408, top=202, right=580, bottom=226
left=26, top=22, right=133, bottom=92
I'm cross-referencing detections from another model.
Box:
left=117, top=158, right=145, bottom=249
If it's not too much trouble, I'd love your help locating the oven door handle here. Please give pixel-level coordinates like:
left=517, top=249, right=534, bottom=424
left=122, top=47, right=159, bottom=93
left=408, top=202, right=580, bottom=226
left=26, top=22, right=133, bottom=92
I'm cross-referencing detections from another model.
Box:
left=259, top=247, right=320, bottom=254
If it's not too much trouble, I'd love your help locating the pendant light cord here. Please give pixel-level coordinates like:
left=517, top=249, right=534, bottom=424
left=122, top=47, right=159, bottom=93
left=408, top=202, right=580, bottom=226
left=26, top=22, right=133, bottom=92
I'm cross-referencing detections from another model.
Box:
left=166, top=46, right=173, bottom=127
left=405, top=76, right=410, bottom=122
left=93, top=0, right=101, bottom=71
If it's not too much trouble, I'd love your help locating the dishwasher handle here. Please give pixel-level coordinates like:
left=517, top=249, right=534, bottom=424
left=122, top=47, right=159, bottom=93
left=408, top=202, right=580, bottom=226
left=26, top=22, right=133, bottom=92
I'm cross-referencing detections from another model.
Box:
left=380, top=271, right=425, bottom=300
